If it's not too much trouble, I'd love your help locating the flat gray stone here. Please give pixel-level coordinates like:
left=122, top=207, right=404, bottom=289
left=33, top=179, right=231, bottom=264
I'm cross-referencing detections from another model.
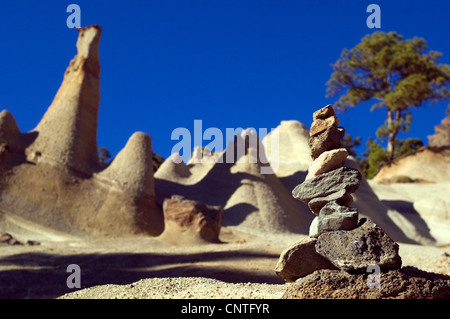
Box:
left=309, top=201, right=359, bottom=238
left=319, top=200, right=357, bottom=216
left=292, top=167, right=361, bottom=206
left=274, top=237, right=338, bottom=282
left=307, top=189, right=354, bottom=214
left=315, top=218, right=402, bottom=272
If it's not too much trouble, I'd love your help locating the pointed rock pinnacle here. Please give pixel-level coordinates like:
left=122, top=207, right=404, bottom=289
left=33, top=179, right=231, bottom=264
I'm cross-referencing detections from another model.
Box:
left=98, top=132, right=155, bottom=196
left=27, top=25, right=102, bottom=174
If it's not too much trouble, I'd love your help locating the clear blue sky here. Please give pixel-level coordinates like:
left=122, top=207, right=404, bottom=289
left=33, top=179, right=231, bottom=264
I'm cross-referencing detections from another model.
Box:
left=0, top=0, right=449, bottom=160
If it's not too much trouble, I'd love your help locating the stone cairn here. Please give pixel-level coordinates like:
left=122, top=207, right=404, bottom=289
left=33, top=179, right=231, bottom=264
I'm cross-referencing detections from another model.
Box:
left=275, top=104, right=402, bottom=282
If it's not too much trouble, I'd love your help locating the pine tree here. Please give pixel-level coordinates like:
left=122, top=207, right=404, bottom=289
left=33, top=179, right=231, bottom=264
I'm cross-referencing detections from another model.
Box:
left=326, top=31, right=450, bottom=160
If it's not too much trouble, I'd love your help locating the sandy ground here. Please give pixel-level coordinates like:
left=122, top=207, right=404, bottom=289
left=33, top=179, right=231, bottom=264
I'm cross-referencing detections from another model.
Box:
left=0, top=223, right=448, bottom=299
left=0, top=227, right=289, bottom=299
left=56, top=240, right=449, bottom=299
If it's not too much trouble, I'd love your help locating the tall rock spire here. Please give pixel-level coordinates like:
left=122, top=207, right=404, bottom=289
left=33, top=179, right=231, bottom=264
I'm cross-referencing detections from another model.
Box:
left=27, top=25, right=102, bottom=174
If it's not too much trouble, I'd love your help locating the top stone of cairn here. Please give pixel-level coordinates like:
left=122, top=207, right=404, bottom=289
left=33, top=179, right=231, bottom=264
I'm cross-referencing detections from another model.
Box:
left=313, top=104, right=335, bottom=120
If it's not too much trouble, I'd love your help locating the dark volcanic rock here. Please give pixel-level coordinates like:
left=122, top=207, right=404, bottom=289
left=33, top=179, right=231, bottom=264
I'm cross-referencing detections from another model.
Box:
left=315, top=218, right=402, bottom=272
left=282, top=267, right=450, bottom=299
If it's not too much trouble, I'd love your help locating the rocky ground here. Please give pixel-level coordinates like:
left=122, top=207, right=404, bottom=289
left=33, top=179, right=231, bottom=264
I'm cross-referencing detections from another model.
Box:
left=0, top=221, right=448, bottom=299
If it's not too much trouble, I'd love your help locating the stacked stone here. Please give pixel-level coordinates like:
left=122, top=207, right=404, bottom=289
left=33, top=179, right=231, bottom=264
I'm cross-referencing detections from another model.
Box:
left=292, top=104, right=360, bottom=238
left=275, top=105, right=402, bottom=283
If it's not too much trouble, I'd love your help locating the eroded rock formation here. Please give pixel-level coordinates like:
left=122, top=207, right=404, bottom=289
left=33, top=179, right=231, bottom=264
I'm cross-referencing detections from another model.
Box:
left=0, top=26, right=163, bottom=237
left=27, top=26, right=102, bottom=175
left=158, top=195, right=223, bottom=244
left=428, top=111, right=450, bottom=148
left=155, top=129, right=312, bottom=234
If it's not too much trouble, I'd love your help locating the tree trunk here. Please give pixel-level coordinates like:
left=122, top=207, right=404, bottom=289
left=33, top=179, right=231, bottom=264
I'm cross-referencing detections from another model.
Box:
left=387, top=132, right=396, bottom=161
left=386, top=109, right=400, bottom=161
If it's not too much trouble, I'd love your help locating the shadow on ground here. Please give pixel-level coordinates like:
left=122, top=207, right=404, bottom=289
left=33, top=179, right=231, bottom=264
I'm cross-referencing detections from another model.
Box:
left=0, top=249, right=283, bottom=299
left=381, top=199, right=436, bottom=243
